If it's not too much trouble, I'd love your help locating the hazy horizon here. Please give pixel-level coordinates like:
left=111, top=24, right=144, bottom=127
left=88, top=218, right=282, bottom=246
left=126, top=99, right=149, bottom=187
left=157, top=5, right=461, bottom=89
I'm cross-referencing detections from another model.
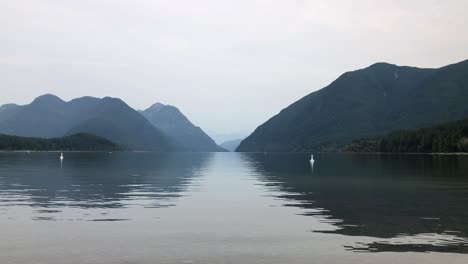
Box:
left=2, top=0, right=468, bottom=138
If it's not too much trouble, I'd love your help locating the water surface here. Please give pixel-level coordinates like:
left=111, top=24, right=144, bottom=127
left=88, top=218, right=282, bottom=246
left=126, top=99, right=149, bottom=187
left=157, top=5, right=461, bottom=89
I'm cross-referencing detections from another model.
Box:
left=0, top=152, right=467, bottom=263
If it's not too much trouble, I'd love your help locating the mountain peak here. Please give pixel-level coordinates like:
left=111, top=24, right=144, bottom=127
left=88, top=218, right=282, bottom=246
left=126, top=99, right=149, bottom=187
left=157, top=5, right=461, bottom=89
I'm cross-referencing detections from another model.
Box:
left=151, top=102, right=166, bottom=107
left=368, top=62, right=396, bottom=68
left=141, top=102, right=225, bottom=152
left=32, top=94, right=65, bottom=105
left=102, top=96, right=121, bottom=102
left=143, top=103, right=187, bottom=123
left=0, top=103, right=19, bottom=111
left=147, top=102, right=168, bottom=111
left=145, top=103, right=185, bottom=118
left=70, top=96, right=100, bottom=102
left=363, top=62, right=400, bottom=75
left=101, top=97, right=128, bottom=106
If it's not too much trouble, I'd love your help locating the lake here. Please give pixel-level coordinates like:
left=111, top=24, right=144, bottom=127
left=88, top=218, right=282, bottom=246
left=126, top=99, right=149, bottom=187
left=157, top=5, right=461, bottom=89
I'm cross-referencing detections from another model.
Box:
left=0, top=152, right=468, bottom=264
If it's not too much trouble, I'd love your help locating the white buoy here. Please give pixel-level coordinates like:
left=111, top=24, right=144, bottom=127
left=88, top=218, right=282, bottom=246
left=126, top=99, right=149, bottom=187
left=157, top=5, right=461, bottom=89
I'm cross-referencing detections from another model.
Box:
left=59, top=152, right=64, bottom=167
left=310, top=154, right=315, bottom=174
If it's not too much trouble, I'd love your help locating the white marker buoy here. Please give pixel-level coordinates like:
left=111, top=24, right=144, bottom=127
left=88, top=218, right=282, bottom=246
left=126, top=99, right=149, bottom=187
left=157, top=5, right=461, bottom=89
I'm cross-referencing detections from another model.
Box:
left=310, top=154, right=315, bottom=174
left=60, top=152, right=64, bottom=161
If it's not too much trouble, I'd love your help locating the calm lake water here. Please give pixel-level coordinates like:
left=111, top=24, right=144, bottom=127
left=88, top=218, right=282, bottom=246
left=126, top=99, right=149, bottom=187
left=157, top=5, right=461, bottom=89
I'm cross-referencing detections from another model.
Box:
left=1, top=152, right=468, bottom=264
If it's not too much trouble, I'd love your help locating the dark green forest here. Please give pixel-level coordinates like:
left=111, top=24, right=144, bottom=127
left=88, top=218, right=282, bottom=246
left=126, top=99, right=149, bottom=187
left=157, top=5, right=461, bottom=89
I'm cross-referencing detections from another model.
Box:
left=344, top=118, right=468, bottom=153
left=0, top=133, right=122, bottom=151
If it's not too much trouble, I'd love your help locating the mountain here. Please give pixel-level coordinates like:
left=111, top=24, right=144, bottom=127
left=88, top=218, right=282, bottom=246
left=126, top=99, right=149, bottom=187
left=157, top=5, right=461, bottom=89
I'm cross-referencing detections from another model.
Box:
left=237, top=59, right=468, bottom=152
left=0, top=133, right=121, bottom=151
left=0, top=95, right=181, bottom=151
left=343, top=117, right=468, bottom=153
left=140, top=103, right=225, bottom=152
left=0, top=104, right=21, bottom=122
left=220, top=139, right=243, bottom=152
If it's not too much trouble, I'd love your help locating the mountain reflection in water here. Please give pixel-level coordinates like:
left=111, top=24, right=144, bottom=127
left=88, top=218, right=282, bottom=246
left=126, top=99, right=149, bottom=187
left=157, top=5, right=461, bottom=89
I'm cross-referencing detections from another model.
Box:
left=0, top=152, right=211, bottom=212
left=243, top=153, right=468, bottom=253
left=0, top=151, right=468, bottom=259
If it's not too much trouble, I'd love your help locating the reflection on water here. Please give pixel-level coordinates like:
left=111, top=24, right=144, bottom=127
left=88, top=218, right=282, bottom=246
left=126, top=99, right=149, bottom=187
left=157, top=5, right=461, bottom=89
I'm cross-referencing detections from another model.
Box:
left=244, top=153, right=468, bottom=253
left=0, top=152, right=211, bottom=221
left=1, top=152, right=468, bottom=263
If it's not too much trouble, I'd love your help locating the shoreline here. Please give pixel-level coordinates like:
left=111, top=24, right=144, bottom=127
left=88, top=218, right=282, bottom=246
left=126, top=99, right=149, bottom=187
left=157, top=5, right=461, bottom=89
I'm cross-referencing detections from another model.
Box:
left=0, top=150, right=119, bottom=153
left=337, top=151, right=468, bottom=156
left=1, top=150, right=467, bottom=156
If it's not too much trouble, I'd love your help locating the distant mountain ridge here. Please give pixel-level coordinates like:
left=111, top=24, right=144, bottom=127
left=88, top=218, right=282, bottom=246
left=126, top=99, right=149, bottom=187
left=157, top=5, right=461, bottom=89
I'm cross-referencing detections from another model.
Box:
left=0, top=95, right=180, bottom=151
left=220, top=139, right=243, bottom=152
left=237, top=59, right=468, bottom=152
left=140, top=103, right=225, bottom=152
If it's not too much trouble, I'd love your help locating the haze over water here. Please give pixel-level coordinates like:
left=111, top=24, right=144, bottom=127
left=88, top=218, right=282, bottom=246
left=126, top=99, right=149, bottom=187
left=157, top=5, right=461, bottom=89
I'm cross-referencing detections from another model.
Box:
left=0, top=152, right=467, bottom=264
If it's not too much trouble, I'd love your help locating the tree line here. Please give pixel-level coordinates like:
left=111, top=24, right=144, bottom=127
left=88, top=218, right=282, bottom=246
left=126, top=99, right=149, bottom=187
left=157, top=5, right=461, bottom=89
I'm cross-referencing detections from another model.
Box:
left=344, top=118, right=468, bottom=153
left=0, top=133, right=122, bottom=151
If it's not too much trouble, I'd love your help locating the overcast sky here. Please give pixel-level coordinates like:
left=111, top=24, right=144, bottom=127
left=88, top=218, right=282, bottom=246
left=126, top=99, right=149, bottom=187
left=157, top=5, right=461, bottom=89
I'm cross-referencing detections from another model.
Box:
left=1, top=0, right=468, bottom=140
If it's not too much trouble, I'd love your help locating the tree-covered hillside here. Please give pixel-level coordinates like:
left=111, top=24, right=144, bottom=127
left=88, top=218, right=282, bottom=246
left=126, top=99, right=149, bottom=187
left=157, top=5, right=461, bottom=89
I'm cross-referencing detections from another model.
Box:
left=0, top=133, right=122, bottom=151
left=343, top=118, right=468, bottom=153
left=238, top=59, right=468, bottom=152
